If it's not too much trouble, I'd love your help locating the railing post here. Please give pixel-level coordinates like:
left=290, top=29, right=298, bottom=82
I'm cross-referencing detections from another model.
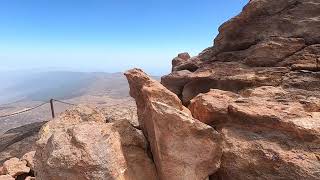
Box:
left=50, top=99, right=55, bottom=118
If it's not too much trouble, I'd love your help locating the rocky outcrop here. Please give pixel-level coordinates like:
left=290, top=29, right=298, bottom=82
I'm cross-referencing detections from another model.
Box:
left=189, top=86, right=320, bottom=179
left=160, top=0, right=320, bottom=179
left=34, top=105, right=157, bottom=180
left=162, top=0, right=320, bottom=105
left=125, top=69, right=222, bottom=180
left=213, top=0, right=320, bottom=55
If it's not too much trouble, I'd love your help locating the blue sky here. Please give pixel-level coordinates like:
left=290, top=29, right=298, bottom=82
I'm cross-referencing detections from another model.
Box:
left=0, top=0, right=248, bottom=75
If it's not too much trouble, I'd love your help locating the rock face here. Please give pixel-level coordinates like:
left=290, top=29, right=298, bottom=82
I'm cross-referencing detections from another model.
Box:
left=214, top=0, right=320, bottom=54
left=160, top=0, right=320, bottom=179
left=34, top=105, right=157, bottom=180
left=190, top=87, right=320, bottom=179
left=125, top=69, right=222, bottom=180
left=162, top=0, right=320, bottom=104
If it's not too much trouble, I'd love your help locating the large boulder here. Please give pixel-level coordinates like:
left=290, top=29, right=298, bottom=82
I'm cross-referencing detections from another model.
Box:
left=189, top=87, right=320, bottom=179
left=36, top=105, right=106, bottom=149
left=34, top=106, right=157, bottom=180
left=125, top=69, right=222, bottom=180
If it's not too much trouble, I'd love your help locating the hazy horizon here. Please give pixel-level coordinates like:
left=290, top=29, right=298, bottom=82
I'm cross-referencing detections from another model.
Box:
left=0, top=0, right=248, bottom=75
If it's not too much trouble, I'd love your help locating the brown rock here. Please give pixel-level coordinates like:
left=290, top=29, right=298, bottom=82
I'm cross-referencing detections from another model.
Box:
left=125, top=69, right=222, bottom=180
left=188, top=87, right=320, bottom=179
left=178, top=52, right=191, bottom=60
left=279, top=44, right=320, bottom=67
left=215, top=126, right=320, bottom=180
left=124, top=68, right=191, bottom=134
left=172, top=52, right=191, bottom=71
left=21, top=151, right=35, bottom=171
left=3, top=158, right=30, bottom=177
left=36, top=105, right=106, bottom=149
left=161, top=70, right=192, bottom=97
left=189, top=89, right=239, bottom=125
left=243, top=37, right=305, bottom=67
left=160, top=0, right=320, bottom=179
left=0, top=167, right=4, bottom=175
left=0, top=175, right=14, bottom=180
left=214, top=0, right=320, bottom=53
left=35, top=114, right=157, bottom=180
left=164, top=62, right=289, bottom=104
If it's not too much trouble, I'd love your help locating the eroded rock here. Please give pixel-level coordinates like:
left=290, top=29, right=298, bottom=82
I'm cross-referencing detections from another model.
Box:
left=189, top=87, right=320, bottom=179
left=34, top=105, right=157, bottom=180
left=125, top=69, right=222, bottom=180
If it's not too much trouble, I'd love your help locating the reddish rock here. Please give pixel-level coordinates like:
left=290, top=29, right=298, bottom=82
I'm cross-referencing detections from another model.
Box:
left=213, top=0, right=320, bottom=54
left=242, top=37, right=305, bottom=67
left=278, top=44, right=320, bottom=67
left=125, top=69, right=222, bottom=180
left=125, top=68, right=191, bottom=134
left=189, top=87, right=320, bottom=179
left=35, top=107, right=157, bottom=180
left=172, top=53, right=191, bottom=71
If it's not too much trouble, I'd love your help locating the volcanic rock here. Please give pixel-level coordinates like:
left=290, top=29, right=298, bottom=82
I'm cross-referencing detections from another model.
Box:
left=189, top=87, right=320, bottom=179
left=160, top=0, right=320, bottom=179
left=36, top=105, right=106, bottom=149
left=34, top=105, right=157, bottom=180
left=124, top=68, right=191, bottom=134
left=125, top=69, right=222, bottom=180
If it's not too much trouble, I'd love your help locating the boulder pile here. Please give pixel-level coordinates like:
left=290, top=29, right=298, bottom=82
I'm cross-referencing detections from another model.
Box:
left=1, top=0, right=319, bottom=179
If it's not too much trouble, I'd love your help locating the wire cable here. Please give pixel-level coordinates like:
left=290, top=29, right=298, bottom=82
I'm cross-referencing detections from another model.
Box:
left=52, top=99, right=77, bottom=106
left=0, top=102, right=48, bottom=119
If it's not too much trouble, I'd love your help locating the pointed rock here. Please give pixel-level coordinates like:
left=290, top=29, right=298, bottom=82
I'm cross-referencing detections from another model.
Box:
left=124, top=68, right=191, bottom=135
left=125, top=69, right=222, bottom=180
